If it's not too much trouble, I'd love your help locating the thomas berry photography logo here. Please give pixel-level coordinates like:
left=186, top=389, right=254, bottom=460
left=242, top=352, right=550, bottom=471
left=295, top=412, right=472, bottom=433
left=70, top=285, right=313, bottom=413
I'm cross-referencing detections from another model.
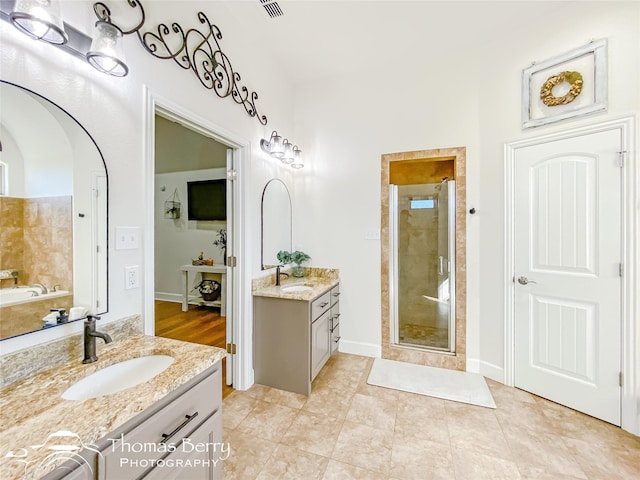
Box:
left=4, top=430, right=101, bottom=478
left=3, top=430, right=231, bottom=478
left=109, top=433, right=231, bottom=471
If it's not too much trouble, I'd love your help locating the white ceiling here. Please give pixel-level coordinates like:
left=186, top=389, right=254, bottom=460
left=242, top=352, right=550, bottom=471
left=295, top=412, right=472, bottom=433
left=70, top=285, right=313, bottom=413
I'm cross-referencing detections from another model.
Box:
left=220, top=0, right=577, bottom=85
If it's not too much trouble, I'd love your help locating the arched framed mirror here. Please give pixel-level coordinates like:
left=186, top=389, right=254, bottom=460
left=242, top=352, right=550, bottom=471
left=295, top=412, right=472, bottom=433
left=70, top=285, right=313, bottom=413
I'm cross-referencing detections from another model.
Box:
left=0, top=80, right=108, bottom=340
left=261, top=178, right=292, bottom=270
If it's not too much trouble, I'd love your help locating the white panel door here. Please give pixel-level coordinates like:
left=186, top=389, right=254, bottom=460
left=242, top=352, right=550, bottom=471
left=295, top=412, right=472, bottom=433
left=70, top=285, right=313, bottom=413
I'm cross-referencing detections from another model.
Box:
left=514, top=129, right=622, bottom=425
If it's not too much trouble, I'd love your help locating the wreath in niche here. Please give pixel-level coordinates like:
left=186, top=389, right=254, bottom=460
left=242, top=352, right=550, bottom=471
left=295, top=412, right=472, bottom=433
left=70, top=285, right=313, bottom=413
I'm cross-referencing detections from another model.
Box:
left=539, top=70, right=584, bottom=107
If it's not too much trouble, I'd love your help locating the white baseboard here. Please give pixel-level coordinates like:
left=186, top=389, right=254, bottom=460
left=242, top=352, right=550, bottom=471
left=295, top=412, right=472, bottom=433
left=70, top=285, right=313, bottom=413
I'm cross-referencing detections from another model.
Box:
left=467, top=358, right=504, bottom=384
left=466, top=358, right=481, bottom=373
left=155, top=293, right=182, bottom=303
left=339, top=340, right=381, bottom=358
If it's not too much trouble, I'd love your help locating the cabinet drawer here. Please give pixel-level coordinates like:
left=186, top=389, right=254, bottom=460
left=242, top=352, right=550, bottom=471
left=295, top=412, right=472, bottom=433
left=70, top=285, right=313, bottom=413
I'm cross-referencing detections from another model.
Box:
left=330, top=284, right=341, bottom=306
left=311, top=291, right=331, bottom=320
left=99, top=367, right=222, bottom=479
left=330, top=303, right=340, bottom=330
left=143, top=410, right=223, bottom=480
left=331, top=323, right=340, bottom=355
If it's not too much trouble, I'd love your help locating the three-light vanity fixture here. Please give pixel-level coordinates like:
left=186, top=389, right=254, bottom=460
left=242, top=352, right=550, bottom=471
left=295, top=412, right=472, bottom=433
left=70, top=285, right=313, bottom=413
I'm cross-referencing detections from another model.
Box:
left=260, top=131, right=304, bottom=169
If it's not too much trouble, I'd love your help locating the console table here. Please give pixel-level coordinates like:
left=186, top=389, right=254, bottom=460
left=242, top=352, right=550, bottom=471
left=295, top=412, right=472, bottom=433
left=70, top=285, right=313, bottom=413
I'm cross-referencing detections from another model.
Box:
left=180, top=264, right=227, bottom=315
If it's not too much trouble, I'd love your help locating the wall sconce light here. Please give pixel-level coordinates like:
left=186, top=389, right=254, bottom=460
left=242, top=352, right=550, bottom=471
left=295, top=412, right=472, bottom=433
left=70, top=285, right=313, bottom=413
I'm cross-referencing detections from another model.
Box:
left=86, top=12, right=128, bottom=76
left=290, top=147, right=304, bottom=169
left=9, top=0, right=68, bottom=45
left=260, top=131, right=304, bottom=169
left=260, top=131, right=284, bottom=158
left=281, top=140, right=294, bottom=164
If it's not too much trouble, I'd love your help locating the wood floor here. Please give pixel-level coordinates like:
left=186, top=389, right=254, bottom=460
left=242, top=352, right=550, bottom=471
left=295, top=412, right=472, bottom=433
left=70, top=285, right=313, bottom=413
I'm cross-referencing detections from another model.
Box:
left=155, top=300, right=233, bottom=398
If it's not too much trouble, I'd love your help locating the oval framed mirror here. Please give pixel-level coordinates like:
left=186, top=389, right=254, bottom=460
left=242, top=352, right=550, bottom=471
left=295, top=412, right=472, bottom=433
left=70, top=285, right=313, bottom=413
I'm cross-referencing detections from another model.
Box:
left=0, top=80, right=108, bottom=340
left=261, top=178, right=292, bottom=270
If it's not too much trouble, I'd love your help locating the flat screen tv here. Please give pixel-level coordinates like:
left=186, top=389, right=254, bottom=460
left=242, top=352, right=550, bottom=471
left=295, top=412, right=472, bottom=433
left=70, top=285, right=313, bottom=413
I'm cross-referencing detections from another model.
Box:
left=187, top=179, right=226, bottom=221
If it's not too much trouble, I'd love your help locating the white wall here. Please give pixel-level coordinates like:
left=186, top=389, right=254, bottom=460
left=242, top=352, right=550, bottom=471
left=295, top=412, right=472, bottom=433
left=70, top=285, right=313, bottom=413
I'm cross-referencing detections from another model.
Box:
left=0, top=0, right=296, bottom=354
left=293, top=1, right=639, bottom=369
left=293, top=59, right=481, bottom=358
left=154, top=169, right=227, bottom=299
left=475, top=1, right=640, bottom=379
left=1, top=88, right=73, bottom=197
left=0, top=127, right=25, bottom=197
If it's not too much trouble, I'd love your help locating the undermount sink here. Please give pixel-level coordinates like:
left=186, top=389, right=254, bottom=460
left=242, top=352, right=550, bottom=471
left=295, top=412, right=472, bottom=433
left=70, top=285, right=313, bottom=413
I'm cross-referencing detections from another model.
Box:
left=281, top=285, right=313, bottom=293
left=62, top=355, right=174, bottom=401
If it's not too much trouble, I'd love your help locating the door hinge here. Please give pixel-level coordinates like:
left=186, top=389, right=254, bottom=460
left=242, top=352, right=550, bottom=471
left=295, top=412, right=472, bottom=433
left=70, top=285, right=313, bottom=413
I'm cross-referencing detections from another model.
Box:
left=226, top=343, right=236, bottom=355
left=227, top=169, right=237, bottom=181
left=619, top=371, right=623, bottom=387
left=617, top=150, right=627, bottom=168
left=227, top=256, right=237, bottom=267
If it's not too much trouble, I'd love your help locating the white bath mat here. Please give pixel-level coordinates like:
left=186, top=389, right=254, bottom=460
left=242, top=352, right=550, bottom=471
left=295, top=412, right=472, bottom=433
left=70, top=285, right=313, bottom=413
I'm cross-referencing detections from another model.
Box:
left=367, top=358, right=496, bottom=409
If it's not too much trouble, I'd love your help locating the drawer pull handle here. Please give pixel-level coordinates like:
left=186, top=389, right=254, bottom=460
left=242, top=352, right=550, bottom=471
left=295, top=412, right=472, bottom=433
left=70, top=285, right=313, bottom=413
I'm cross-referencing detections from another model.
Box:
left=160, top=412, right=199, bottom=444
left=333, top=313, right=341, bottom=319
left=333, top=292, right=341, bottom=297
left=333, top=336, right=341, bottom=343
left=319, top=302, right=329, bottom=308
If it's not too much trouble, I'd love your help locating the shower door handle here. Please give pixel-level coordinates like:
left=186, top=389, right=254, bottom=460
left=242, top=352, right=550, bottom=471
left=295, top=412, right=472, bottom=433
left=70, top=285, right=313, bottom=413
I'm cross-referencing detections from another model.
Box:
left=438, top=256, right=444, bottom=276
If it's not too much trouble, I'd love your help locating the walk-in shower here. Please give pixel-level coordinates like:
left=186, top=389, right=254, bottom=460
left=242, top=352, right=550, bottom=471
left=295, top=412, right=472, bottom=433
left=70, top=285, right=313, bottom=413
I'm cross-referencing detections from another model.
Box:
left=389, top=178, right=456, bottom=353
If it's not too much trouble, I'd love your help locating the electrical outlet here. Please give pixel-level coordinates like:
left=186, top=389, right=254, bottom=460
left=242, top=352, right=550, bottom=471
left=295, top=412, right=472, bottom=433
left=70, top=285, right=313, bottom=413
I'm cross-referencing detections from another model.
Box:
left=125, top=265, right=139, bottom=289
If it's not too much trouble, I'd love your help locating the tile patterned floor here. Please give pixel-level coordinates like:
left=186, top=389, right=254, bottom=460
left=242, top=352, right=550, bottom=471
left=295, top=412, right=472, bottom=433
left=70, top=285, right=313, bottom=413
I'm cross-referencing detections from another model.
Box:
left=222, top=353, right=640, bottom=479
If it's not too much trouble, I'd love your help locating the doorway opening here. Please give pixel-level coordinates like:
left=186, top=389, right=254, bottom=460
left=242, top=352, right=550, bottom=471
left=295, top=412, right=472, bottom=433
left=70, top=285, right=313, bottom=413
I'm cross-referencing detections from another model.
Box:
left=381, top=147, right=467, bottom=370
left=390, top=177, right=456, bottom=352
left=150, top=110, right=237, bottom=399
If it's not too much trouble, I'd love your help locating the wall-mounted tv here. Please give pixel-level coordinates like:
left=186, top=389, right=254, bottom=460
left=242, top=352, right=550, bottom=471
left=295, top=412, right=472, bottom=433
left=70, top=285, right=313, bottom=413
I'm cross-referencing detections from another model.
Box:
left=187, top=179, right=226, bottom=221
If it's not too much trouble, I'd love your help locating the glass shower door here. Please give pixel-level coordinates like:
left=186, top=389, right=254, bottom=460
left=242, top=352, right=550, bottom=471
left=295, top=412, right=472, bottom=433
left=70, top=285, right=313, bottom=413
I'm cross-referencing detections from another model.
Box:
left=390, top=180, right=455, bottom=352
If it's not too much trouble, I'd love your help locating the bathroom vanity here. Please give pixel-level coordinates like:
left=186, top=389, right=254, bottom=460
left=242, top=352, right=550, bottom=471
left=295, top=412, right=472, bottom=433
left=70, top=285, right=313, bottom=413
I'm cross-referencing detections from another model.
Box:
left=252, top=269, right=340, bottom=396
left=0, top=334, right=226, bottom=480
left=61, top=365, right=222, bottom=480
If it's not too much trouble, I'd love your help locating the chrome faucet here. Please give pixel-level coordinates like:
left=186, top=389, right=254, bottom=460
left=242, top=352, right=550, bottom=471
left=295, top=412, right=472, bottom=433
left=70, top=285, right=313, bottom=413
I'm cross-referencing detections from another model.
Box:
left=83, top=315, right=112, bottom=364
left=275, top=265, right=289, bottom=286
left=31, top=283, right=47, bottom=295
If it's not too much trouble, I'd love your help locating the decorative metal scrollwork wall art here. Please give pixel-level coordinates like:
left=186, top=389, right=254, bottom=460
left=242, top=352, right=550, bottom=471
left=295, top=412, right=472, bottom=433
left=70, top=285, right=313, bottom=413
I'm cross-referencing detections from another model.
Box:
left=94, top=0, right=267, bottom=125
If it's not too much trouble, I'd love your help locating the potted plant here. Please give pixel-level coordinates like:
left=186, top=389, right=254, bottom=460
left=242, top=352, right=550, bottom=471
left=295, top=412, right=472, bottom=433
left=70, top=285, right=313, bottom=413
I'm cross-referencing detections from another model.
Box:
left=277, top=250, right=311, bottom=277
left=213, top=229, right=227, bottom=265
left=192, top=279, right=221, bottom=301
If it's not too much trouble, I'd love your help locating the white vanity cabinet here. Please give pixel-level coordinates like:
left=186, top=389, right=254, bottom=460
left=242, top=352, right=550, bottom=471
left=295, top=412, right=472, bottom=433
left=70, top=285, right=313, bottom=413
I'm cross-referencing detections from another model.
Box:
left=254, top=282, right=340, bottom=396
left=47, top=363, right=223, bottom=480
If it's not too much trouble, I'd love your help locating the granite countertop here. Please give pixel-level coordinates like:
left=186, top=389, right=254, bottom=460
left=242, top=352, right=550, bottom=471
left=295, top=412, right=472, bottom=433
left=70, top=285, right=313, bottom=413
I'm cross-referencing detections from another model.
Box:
left=252, top=267, right=339, bottom=301
left=0, top=335, right=226, bottom=479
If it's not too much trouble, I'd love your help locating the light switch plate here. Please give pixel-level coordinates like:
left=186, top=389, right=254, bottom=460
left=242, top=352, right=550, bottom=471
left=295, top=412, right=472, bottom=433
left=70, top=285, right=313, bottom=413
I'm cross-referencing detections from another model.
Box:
left=116, top=227, right=140, bottom=250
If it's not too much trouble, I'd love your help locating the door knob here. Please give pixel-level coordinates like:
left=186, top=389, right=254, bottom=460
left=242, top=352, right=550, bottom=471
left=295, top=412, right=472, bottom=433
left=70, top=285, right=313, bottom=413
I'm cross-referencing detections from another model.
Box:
left=517, top=276, right=537, bottom=285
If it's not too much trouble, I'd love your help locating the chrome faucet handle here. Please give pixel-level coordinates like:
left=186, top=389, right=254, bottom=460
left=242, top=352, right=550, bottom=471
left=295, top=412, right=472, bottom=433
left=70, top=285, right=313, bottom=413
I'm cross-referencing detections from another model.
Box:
left=32, top=283, right=48, bottom=294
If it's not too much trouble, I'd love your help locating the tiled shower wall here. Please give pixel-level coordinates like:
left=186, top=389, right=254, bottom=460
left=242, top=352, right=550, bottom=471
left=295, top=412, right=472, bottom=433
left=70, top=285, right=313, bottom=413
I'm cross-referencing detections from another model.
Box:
left=0, top=196, right=73, bottom=337
left=0, top=196, right=73, bottom=289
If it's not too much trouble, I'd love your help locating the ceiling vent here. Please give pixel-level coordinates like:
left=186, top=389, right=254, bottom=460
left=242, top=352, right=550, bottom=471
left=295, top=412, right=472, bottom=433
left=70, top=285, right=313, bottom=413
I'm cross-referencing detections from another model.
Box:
left=260, top=0, right=284, bottom=18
